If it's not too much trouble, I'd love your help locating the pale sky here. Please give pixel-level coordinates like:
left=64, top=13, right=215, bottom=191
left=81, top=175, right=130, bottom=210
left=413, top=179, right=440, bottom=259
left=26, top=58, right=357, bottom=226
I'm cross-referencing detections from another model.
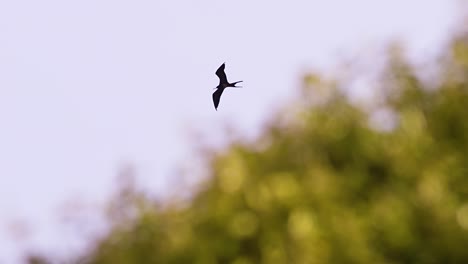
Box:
left=0, top=0, right=459, bottom=262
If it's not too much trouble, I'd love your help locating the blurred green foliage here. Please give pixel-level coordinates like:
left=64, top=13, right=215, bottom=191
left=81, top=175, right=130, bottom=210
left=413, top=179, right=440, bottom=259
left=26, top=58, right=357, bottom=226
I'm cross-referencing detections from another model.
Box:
left=35, top=32, right=468, bottom=264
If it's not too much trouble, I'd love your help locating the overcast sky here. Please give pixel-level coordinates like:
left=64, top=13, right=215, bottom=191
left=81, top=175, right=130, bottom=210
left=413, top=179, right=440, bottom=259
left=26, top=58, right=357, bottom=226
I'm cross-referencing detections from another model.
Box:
left=0, top=0, right=460, bottom=262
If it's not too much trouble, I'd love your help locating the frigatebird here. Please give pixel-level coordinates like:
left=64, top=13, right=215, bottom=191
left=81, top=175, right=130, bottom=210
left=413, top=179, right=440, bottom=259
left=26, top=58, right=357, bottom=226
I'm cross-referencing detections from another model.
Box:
left=213, top=63, right=243, bottom=110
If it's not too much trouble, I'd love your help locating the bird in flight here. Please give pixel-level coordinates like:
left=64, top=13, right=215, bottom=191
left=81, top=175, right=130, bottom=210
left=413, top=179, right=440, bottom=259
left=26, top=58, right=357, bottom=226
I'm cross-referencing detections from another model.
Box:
left=213, top=63, right=243, bottom=110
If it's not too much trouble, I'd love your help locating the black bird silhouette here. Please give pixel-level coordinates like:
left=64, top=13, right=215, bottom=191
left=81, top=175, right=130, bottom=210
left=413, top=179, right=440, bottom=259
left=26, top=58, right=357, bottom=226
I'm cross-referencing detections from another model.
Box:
left=213, top=63, right=243, bottom=110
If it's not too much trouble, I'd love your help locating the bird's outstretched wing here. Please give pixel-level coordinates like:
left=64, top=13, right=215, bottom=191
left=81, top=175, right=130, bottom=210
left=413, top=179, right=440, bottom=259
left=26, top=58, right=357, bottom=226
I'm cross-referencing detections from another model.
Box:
left=212, top=88, right=224, bottom=110
left=215, top=63, right=228, bottom=85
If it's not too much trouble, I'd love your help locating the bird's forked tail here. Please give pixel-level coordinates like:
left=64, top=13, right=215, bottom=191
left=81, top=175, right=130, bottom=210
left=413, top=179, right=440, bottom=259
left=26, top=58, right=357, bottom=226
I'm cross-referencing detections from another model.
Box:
left=231, top=81, right=243, bottom=88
